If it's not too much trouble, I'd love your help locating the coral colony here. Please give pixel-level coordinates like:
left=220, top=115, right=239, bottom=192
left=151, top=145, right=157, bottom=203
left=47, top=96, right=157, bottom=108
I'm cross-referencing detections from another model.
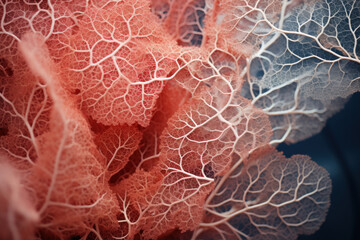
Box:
left=0, top=0, right=359, bottom=239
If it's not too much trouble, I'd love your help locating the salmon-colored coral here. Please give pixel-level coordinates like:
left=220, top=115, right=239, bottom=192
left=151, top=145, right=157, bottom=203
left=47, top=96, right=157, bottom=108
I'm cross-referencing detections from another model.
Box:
left=59, top=0, right=181, bottom=127
left=1, top=0, right=349, bottom=239
left=18, top=33, right=120, bottom=239
left=95, top=125, right=142, bottom=178
left=0, top=157, right=39, bottom=240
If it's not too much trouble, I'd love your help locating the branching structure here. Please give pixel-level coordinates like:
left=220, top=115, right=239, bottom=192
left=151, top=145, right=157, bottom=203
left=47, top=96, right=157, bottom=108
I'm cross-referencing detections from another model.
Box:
left=0, top=0, right=358, bottom=239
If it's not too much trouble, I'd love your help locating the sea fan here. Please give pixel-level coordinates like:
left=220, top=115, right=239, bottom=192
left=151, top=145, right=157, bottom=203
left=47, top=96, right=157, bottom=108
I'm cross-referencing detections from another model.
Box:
left=1, top=0, right=358, bottom=239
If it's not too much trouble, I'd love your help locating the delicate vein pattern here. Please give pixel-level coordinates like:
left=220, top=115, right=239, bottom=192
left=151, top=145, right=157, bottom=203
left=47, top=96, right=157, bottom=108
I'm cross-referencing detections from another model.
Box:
left=241, top=0, right=360, bottom=143
left=18, top=33, right=120, bottom=239
left=192, top=148, right=331, bottom=240
left=114, top=83, right=272, bottom=239
left=95, top=125, right=142, bottom=178
left=60, top=0, right=183, bottom=127
left=195, top=0, right=360, bottom=143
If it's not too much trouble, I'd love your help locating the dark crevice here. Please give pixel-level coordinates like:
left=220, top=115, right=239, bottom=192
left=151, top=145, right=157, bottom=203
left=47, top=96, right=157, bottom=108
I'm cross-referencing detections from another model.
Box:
left=73, top=88, right=81, bottom=95
left=0, top=127, right=8, bottom=137
left=5, top=66, right=13, bottom=77
left=70, top=235, right=81, bottom=240
left=204, top=163, right=215, bottom=178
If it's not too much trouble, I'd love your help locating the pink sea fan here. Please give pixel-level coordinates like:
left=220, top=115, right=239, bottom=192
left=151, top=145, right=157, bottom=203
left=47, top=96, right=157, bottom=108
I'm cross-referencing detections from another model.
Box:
left=1, top=0, right=357, bottom=239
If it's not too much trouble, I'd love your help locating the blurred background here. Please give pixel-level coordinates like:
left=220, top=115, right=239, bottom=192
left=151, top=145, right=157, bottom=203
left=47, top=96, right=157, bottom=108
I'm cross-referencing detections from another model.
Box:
left=279, top=93, right=360, bottom=240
